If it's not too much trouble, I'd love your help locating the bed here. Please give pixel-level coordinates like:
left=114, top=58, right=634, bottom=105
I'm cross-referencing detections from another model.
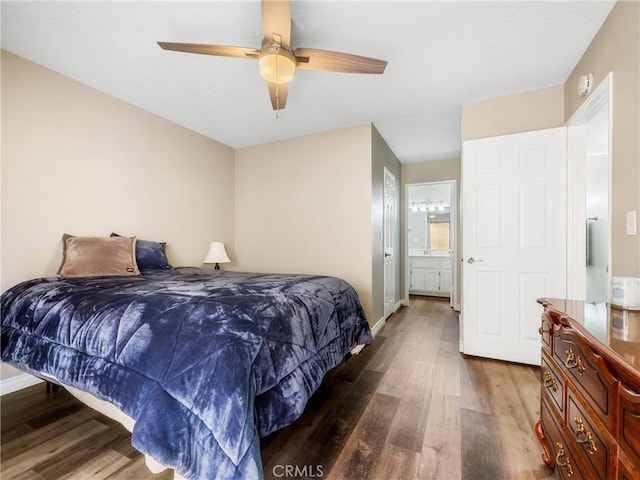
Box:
left=1, top=266, right=372, bottom=479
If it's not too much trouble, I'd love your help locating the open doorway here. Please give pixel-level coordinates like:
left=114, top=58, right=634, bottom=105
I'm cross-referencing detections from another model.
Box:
left=567, top=73, right=612, bottom=302
left=405, top=181, right=457, bottom=308
left=585, top=106, right=610, bottom=302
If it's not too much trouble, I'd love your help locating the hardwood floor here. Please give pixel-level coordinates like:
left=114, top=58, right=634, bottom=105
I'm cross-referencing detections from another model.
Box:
left=1, top=296, right=556, bottom=479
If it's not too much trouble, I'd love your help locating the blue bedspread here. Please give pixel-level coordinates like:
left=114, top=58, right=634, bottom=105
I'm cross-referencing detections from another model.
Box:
left=1, top=268, right=372, bottom=479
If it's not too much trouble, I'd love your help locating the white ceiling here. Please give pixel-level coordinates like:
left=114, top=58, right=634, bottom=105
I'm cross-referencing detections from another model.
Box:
left=1, top=1, right=615, bottom=163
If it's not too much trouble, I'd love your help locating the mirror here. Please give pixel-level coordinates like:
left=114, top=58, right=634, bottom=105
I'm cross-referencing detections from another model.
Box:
left=408, top=183, right=452, bottom=255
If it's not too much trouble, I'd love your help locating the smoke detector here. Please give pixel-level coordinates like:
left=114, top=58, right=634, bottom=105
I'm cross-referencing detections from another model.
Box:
left=578, top=74, right=593, bottom=97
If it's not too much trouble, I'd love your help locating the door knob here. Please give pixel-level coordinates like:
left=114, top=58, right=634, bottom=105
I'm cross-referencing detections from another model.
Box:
left=467, top=257, right=484, bottom=263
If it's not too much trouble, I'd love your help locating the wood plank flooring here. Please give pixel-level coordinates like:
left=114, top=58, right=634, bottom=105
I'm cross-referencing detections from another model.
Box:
left=1, top=296, right=556, bottom=479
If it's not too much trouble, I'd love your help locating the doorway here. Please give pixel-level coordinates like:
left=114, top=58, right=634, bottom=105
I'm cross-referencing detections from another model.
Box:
left=585, top=110, right=610, bottom=302
left=405, top=181, right=457, bottom=308
left=566, top=73, right=612, bottom=302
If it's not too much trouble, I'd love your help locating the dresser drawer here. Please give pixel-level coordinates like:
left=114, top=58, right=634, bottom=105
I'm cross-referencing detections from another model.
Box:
left=541, top=398, right=590, bottom=480
left=567, top=388, right=612, bottom=479
left=619, top=383, right=640, bottom=469
left=542, top=352, right=564, bottom=415
left=553, top=325, right=618, bottom=427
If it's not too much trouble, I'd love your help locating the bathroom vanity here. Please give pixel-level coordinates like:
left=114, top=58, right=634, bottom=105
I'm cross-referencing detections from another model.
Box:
left=408, top=252, right=452, bottom=297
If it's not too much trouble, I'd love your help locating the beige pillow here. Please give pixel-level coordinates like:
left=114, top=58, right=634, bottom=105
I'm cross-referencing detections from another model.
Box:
left=57, top=234, right=140, bottom=278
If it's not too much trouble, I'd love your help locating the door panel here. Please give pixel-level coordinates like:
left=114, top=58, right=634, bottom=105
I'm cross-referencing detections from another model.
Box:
left=476, top=186, right=503, bottom=249
left=476, top=271, right=503, bottom=335
left=462, top=127, right=567, bottom=365
left=520, top=182, right=548, bottom=249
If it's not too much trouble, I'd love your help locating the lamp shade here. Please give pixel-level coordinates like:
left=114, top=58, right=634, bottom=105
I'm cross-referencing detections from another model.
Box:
left=203, top=242, right=231, bottom=265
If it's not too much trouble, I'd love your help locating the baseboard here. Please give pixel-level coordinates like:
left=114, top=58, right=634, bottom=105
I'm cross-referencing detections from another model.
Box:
left=0, top=373, right=43, bottom=396
left=371, top=317, right=386, bottom=337
left=372, top=300, right=405, bottom=337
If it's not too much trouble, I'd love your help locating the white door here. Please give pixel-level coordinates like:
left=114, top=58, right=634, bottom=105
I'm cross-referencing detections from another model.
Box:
left=462, top=127, right=567, bottom=365
left=384, top=168, right=396, bottom=318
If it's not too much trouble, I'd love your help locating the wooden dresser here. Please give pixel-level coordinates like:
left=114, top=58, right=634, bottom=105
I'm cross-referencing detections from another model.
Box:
left=535, top=298, right=640, bottom=479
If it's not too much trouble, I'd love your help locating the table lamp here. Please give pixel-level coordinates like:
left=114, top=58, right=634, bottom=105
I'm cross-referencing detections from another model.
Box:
left=203, top=242, right=231, bottom=270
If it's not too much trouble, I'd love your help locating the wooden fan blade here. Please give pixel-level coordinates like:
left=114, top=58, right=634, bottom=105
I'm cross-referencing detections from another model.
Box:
left=158, top=42, right=259, bottom=59
left=261, top=0, right=291, bottom=48
left=294, top=48, right=387, bottom=74
left=268, top=82, right=288, bottom=110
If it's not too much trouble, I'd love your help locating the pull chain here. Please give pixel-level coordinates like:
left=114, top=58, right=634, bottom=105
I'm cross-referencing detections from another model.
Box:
left=275, top=47, right=280, bottom=118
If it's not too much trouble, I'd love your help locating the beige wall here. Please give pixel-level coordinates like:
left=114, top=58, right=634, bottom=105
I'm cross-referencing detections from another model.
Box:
left=1, top=51, right=236, bottom=379
left=234, top=124, right=375, bottom=322
left=400, top=158, right=461, bottom=304
left=401, top=158, right=461, bottom=186
left=461, top=85, right=565, bottom=141
left=564, top=0, right=640, bottom=277
left=371, top=125, right=402, bottom=321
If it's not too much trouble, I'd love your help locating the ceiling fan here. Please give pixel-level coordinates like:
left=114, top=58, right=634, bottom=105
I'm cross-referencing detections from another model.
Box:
left=158, top=0, right=387, bottom=111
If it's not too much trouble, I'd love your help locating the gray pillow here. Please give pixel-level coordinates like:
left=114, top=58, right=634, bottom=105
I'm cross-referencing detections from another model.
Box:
left=110, top=232, right=173, bottom=270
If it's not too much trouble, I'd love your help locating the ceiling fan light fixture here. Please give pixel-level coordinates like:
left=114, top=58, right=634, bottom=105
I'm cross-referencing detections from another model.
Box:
left=259, top=47, right=296, bottom=84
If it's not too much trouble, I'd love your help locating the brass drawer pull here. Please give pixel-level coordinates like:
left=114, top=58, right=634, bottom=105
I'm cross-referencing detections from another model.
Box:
left=555, top=443, right=574, bottom=476
left=565, top=349, right=586, bottom=375
left=574, top=417, right=598, bottom=455
left=543, top=371, right=558, bottom=392
left=538, top=322, right=550, bottom=335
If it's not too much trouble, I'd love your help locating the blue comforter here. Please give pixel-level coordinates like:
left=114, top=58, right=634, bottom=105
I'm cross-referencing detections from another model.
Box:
left=1, top=268, right=372, bottom=479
